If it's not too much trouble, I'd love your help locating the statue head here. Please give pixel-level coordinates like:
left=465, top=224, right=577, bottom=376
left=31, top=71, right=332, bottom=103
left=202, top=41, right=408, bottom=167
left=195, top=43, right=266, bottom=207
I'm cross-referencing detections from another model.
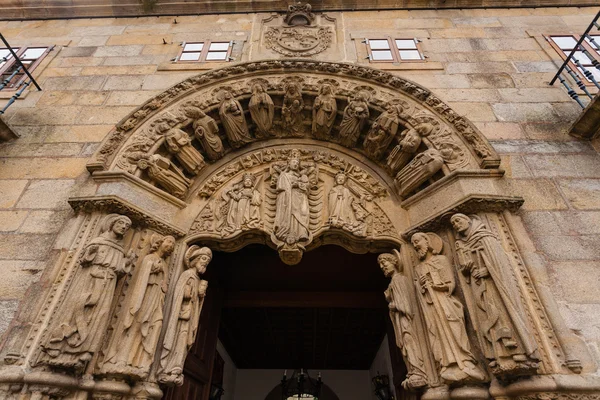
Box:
left=252, top=83, right=265, bottom=94
left=222, top=91, right=233, bottom=100
left=288, top=150, right=301, bottom=171
left=150, top=234, right=176, bottom=256
left=450, top=213, right=472, bottom=235
left=185, top=245, right=213, bottom=275
left=156, top=122, right=171, bottom=134
left=411, top=232, right=443, bottom=260
left=102, top=214, right=132, bottom=238
left=416, top=123, right=434, bottom=137
left=334, top=172, right=347, bottom=185
left=242, top=173, right=256, bottom=188
left=320, top=84, right=332, bottom=95
left=378, top=253, right=399, bottom=277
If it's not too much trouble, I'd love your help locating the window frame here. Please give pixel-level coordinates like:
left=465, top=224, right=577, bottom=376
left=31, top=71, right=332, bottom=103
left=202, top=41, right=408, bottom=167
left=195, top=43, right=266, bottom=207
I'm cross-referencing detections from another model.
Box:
left=546, top=34, right=600, bottom=86
left=176, top=40, right=233, bottom=63
left=0, top=46, right=52, bottom=90
left=365, top=37, right=425, bottom=64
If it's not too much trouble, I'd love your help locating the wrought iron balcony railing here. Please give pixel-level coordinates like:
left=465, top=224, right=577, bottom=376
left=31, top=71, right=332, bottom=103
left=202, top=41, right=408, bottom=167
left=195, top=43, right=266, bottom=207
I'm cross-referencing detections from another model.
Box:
left=550, top=10, right=600, bottom=109
left=0, top=32, right=42, bottom=115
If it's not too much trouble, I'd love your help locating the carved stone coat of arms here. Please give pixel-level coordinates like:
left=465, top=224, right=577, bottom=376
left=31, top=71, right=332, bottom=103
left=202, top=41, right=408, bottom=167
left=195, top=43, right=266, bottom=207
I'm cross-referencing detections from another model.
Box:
left=264, top=26, right=333, bottom=57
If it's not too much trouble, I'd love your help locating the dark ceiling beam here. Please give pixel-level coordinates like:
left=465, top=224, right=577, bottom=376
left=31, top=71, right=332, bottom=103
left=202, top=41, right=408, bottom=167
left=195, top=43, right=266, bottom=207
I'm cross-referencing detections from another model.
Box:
left=223, top=291, right=387, bottom=309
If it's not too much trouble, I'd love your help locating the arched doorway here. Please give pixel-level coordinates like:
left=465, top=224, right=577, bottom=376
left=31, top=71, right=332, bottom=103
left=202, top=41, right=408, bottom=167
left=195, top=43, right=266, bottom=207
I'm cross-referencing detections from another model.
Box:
left=162, top=243, right=402, bottom=400
left=0, top=60, right=578, bottom=400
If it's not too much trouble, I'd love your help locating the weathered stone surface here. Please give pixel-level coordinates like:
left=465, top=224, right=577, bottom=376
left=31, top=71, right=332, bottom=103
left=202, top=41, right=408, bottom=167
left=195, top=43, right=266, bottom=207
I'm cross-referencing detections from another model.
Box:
left=0, top=180, right=28, bottom=208
left=16, top=179, right=77, bottom=209
left=493, top=103, right=558, bottom=122
left=0, top=234, right=55, bottom=260
left=557, top=179, right=600, bottom=210
left=0, top=261, right=45, bottom=299
left=0, top=210, right=28, bottom=232
left=19, top=210, right=72, bottom=233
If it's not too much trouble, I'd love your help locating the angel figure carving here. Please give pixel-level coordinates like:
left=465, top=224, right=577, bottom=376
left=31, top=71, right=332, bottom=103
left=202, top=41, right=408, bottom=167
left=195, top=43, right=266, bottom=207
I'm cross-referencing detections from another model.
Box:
left=39, top=214, right=136, bottom=372
left=249, top=83, right=274, bottom=138
left=101, top=234, right=176, bottom=380
left=159, top=123, right=205, bottom=175
left=219, top=173, right=262, bottom=236
left=138, top=154, right=191, bottom=199
left=328, top=172, right=371, bottom=238
left=219, top=90, right=253, bottom=148
left=158, top=246, right=212, bottom=386
left=282, top=82, right=304, bottom=136
left=363, top=103, right=402, bottom=160
left=338, top=91, right=370, bottom=147
left=184, top=107, right=225, bottom=161
left=312, top=84, right=337, bottom=139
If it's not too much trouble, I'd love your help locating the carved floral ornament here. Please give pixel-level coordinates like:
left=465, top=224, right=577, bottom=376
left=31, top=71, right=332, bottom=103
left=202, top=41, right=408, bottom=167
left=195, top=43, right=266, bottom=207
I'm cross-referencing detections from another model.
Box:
left=89, top=60, right=499, bottom=203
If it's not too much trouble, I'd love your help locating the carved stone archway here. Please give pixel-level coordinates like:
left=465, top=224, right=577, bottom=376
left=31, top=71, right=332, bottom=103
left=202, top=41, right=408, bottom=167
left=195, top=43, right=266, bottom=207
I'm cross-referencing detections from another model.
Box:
left=0, top=60, right=596, bottom=400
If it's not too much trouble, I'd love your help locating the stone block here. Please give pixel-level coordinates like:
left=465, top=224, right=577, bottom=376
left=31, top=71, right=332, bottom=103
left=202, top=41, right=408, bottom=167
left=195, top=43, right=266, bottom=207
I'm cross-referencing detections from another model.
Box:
left=81, top=65, right=156, bottom=75
left=0, top=211, right=27, bottom=232
left=44, top=125, right=112, bottom=143
left=424, top=38, right=488, bottom=53
left=15, top=179, right=76, bottom=209
left=59, top=46, right=97, bottom=57
left=141, top=72, right=197, bottom=90
left=124, top=23, right=172, bottom=34
left=42, top=76, right=105, bottom=91
left=102, top=55, right=156, bottom=66
left=106, top=34, right=173, bottom=46
left=19, top=210, right=71, bottom=233
left=446, top=62, right=515, bottom=74
left=142, top=44, right=178, bottom=55
left=434, top=88, right=501, bottom=103
left=103, top=75, right=146, bottom=91
left=553, top=102, right=583, bottom=122
left=482, top=38, right=540, bottom=51
left=491, top=140, right=594, bottom=154
left=0, top=159, right=87, bottom=180
left=468, top=73, right=515, bottom=88
left=0, top=300, right=19, bottom=337
left=77, top=36, right=109, bottom=47
left=39, top=67, right=83, bottom=78
left=428, top=28, right=487, bottom=38
left=513, top=62, right=559, bottom=73
left=483, top=27, right=530, bottom=38
left=59, top=57, right=104, bottom=67
left=498, top=88, right=571, bottom=103
left=525, top=155, right=600, bottom=178
left=0, top=233, right=55, bottom=260
left=549, top=261, right=600, bottom=303
left=93, top=45, right=144, bottom=57
left=71, top=25, right=126, bottom=37
left=0, top=261, right=45, bottom=300
left=511, top=72, right=556, bottom=88
left=452, top=16, right=502, bottom=27
left=0, top=143, right=84, bottom=157
left=105, top=90, right=160, bottom=106
left=396, top=18, right=454, bottom=29
left=7, top=107, right=83, bottom=126
left=495, top=178, right=568, bottom=211
left=558, top=179, right=600, bottom=210
left=498, top=15, right=567, bottom=27
left=535, top=235, right=600, bottom=261
left=492, top=103, right=558, bottom=122
left=474, top=122, right=525, bottom=140
left=447, top=102, right=497, bottom=121
left=397, top=73, right=471, bottom=89
left=0, top=180, right=28, bottom=208
left=523, top=122, right=571, bottom=140
left=499, top=155, right=533, bottom=178
left=77, top=106, right=136, bottom=125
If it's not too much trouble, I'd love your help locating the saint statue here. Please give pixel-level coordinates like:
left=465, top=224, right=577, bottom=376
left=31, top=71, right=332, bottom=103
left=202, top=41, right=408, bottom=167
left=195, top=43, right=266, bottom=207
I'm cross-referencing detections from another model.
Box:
left=386, top=123, right=433, bottom=175
left=158, top=246, right=212, bottom=386
left=138, top=154, right=191, bottom=199
left=249, top=83, right=274, bottom=138
left=312, top=84, right=337, bottom=139
left=272, top=151, right=314, bottom=245
left=185, top=107, right=225, bottom=161
left=379, top=251, right=428, bottom=390
left=218, top=90, right=253, bottom=148
left=159, top=123, right=205, bottom=175
left=39, top=214, right=136, bottom=372
left=363, top=103, right=402, bottom=160
left=100, top=234, right=176, bottom=380
left=338, top=91, right=369, bottom=148
left=410, top=232, right=486, bottom=384
left=220, top=173, right=262, bottom=235
left=282, top=82, right=304, bottom=136
left=395, top=148, right=444, bottom=197
left=450, top=213, right=539, bottom=375
left=328, top=172, right=370, bottom=237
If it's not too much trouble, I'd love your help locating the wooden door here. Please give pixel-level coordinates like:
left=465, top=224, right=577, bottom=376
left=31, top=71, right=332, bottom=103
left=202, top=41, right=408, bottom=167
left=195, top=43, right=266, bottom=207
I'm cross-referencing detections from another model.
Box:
left=162, top=287, right=223, bottom=400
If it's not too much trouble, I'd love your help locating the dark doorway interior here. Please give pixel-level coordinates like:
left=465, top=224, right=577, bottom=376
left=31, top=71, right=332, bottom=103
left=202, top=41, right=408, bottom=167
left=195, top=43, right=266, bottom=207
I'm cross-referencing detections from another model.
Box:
left=163, top=244, right=404, bottom=399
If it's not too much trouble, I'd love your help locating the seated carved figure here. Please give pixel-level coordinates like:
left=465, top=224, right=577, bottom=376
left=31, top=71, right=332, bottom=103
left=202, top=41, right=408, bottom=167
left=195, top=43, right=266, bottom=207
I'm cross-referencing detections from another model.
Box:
left=363, top=103, right=402, bottom=160
left=395, top=148, right=444, bottom=197
left=138, top=154, right=191, bottom=199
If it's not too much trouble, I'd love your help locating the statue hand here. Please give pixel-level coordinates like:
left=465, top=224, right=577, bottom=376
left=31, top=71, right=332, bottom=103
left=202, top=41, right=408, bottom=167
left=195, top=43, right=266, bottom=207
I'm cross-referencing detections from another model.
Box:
left=431, top=284, right=448, bottom=292
left=474, top=268, right=490, bottom=279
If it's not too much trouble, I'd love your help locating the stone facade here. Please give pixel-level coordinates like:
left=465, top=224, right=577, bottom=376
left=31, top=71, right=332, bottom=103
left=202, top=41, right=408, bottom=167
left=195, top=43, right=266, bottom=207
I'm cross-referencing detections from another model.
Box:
left=0, top=4, right=600, bottom=400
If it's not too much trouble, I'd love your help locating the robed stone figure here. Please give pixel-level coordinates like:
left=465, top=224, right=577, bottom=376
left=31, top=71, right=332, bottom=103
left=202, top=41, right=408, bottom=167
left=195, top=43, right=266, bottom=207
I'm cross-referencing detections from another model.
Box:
left=158, top=246, right=212, bottom=386
left=249, top=84, right=274, bottom=138
left=450, top=213, right=539, bottom=375
left=100, top=234, right=175, bottom=380
left=312, top=84, right=337, bottom=139
left=272, top=152, right=314, bottom=245
left=219, top=91, right=253, bottom=148
left=338, top=92, right=369, bottom=148
left=411, top=232, right=486, bottom=384
left=138, top=154, right=191, bottom=199
left=363, top=103, right=402, bottom=160
left=39, top=214, right=135, bottom=372
left=221, top=173, right=262, bottom=235
left=185, top=107, right=225, bottom=161
left=379, top=252, right=428, bottom=390
left=161, top=124, right=205, bottom=175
